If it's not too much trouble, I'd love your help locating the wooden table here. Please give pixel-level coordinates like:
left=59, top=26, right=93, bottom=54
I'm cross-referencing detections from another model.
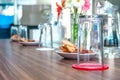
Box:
left=0, top=39, right=120, bottom=80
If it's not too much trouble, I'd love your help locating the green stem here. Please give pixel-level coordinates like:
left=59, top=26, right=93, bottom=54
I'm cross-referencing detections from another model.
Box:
left=72, top=8, right=78, bottom=44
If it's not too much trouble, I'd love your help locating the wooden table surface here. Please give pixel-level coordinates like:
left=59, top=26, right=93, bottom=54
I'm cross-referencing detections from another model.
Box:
left=0, top=39, right=120, bottom=80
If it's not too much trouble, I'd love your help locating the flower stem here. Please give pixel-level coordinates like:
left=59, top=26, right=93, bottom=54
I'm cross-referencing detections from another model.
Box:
left=72, top=7, right=78, bottom=44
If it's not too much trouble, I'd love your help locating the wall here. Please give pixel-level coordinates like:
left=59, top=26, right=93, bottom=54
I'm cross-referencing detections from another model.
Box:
left=20, top=4, right=51, bottom=25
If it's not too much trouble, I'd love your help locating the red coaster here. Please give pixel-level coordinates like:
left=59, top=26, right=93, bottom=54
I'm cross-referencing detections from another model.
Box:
left=72, top=63, right=109, bottom=70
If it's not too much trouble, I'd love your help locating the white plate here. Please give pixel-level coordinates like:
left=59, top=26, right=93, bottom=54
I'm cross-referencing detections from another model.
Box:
left=36, top=48, right=54, bottom=51
left=56, top=50, right=97, bottom=59
left=19, top=42, right=40, bottom=46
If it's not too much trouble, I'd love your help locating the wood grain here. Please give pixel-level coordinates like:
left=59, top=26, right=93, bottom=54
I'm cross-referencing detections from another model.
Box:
left=0, top=39, right=120, bottom=80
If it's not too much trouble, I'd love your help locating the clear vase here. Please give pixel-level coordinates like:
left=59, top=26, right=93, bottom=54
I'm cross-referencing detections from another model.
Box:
left=52, top=13, right=65, bottom=48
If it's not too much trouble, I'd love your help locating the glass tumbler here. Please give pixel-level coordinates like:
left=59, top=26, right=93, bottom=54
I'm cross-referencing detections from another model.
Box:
left=40, top=23, right=53, bottom=48
left=18, top=25, right=28, bottom=42
left=72, top=15, right=109, bottom=70
left=36, top=23, right=54, bottom=51
left=10, top=25, right=19, bottom=41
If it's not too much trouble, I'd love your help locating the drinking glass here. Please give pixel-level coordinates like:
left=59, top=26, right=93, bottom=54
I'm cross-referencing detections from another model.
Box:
left=36, top=23, right=54, bottom=51
left=10, top=25, right=19, bottom=41
left=72, top=15, right=109, bottom=70
left=18, top=25, right=28, bottom=41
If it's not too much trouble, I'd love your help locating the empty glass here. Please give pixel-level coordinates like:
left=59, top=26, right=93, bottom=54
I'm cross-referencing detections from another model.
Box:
left=39, top=23, right=53, bottom=47
left=36, top=23, right=54, bottom=50
left=72, top=15, right=109, bottom=70
left=10, top=25, right=19, bottom=41
left=18, top=25, right=28, bottom=42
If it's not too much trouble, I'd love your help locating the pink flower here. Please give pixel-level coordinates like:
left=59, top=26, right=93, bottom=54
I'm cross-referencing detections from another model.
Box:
left=81, top=0, right=90, bottom=12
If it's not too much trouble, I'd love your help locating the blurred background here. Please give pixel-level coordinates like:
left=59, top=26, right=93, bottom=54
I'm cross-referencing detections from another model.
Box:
left=0, top=0, right=120, bottom=39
